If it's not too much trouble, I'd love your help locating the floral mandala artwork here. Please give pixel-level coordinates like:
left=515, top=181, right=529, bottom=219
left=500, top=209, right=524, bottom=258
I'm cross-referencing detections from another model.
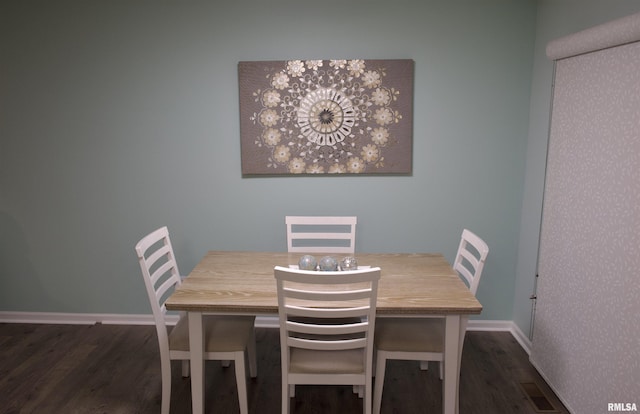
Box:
left=239, top=59, right=413, bottom=175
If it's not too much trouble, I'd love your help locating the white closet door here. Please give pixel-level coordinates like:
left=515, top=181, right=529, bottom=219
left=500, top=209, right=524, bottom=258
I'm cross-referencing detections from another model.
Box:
left=533, top=37, right=640, bottom=413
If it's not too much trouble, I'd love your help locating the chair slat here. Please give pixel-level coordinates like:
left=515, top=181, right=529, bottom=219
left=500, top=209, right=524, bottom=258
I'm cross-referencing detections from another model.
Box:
left=284, top=305, right=370, bottom=319
left=145, top=244, right=172, bottom=267
left=285, top=215, right=357, bottom=254
left=155, top=276, right=178, bottom=304
left=286, top=320, right=368, bottom=335
left=288, top=336, right=367, bottom=351
left=283, top=287, right=372, bottom=301
left=291, top=232, right=354, bottom=240
left=280, top=270, right=377, bottom=284
left=150, top=260, right=177, bottom=286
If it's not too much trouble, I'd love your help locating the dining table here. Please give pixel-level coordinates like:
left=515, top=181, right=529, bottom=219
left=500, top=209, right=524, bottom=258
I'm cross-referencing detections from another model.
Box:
left=165, top=251, right=482, bottom=414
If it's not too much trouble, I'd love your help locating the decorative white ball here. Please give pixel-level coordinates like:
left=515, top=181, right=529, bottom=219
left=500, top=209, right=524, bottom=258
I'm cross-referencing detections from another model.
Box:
left=340, top=256, right=358, bottom=270
left=318, top=256, right=339, bottom=271
left=298, top=255, right=317, bottom=271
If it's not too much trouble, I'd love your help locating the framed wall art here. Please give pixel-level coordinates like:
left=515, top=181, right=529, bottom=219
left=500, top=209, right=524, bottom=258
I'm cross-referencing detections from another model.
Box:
left=238, top=59, right=414, bottom=175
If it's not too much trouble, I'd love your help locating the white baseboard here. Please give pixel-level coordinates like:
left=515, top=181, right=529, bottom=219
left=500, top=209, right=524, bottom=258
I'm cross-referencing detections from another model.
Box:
left=467, top=319, right=513, bottom=331
left=507, top=322, right=532, bottom=355
left=0, top=311, right=532, bottom=352
left=467, top=319, right=532, bottom=355
left=0, top=311, right=145, bottom=325
left=0, top=311, right=279, bottom=328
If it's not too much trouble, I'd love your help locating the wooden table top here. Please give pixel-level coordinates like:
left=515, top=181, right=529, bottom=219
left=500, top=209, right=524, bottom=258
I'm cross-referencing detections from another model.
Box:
left=165, top=251, right=482, bottom=315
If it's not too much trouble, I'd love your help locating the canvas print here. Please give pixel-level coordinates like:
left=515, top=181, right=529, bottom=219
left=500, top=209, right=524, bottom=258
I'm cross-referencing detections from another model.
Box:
left=239, top=59, right=413, bottom=175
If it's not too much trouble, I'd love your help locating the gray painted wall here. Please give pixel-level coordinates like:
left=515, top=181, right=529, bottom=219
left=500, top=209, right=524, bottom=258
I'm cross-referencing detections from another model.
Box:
left=3, top=0, right=636, bottom=331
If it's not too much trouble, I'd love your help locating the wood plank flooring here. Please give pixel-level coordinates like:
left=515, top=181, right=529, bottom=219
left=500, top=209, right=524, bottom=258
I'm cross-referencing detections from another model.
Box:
left=0, top=323, right=569, bottom=414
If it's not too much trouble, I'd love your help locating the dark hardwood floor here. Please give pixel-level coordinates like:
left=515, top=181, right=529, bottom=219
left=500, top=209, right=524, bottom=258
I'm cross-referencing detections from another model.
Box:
left=0, top=323, right=568, bottom=414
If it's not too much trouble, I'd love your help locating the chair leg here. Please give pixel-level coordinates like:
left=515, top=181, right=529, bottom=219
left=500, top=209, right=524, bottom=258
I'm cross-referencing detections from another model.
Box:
left=234, top=352, right=249, bottom=414
left=372, top=353, right=386, bottom=414
left=365, top=376, right=372, bottom=414
left=248, top=328, right=258, bottom=378
left=282, top=380, right=291, bottom=414
left=160, top=358, right=172, bottom=414
left=372, top=350, right=376, bottom=377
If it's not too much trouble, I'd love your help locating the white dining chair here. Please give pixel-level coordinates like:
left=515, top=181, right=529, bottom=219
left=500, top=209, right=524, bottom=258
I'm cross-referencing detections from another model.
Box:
left=372, top=229, right=489, bottom=414
left=275, top=265, right=381, bottom=414
left=285, top=215, right=362, bottom=397
left=285, top=216, right=357, bottom=254
left=135, top=226, right=257, bottom=414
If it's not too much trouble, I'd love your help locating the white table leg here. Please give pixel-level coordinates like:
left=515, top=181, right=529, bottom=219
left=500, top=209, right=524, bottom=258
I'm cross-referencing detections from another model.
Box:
left=188, top=312, right=204, bottom=414
left=443, top=314, right=470, bottom=414
left=456, top=315, right=469, bottom=413
left=443, top=315, right=460, bottom=414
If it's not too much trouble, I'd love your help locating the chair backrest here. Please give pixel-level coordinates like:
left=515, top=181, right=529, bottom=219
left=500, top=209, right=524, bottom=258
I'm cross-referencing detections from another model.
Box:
left=452, top=229, right=489, bottom=295
left=274, top=265, right=380, bottom=365
left=135, top=226, right=183, bottom=327
left=285, top=216, right=357, bottom=254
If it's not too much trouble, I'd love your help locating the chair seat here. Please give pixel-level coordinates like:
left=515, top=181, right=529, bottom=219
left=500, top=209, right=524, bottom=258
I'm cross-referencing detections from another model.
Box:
left=169, top=315, right=256, bottom=352
left=290, top=348, right=365, bottom=374
left=375, top=318, right=444, bottom=353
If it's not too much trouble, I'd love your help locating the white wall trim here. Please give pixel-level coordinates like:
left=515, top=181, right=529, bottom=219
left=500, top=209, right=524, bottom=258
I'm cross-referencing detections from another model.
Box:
left=507, top=321, right=533, bottom=355
left=0, top=312, right=532, bottom=352
left=0, top=311, right=167, bottom=325
left=0, top=311, right=280, bottom=328
left=467, top=319, right=532, bottom=355
left=466, top=319, right=512, bottom=331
